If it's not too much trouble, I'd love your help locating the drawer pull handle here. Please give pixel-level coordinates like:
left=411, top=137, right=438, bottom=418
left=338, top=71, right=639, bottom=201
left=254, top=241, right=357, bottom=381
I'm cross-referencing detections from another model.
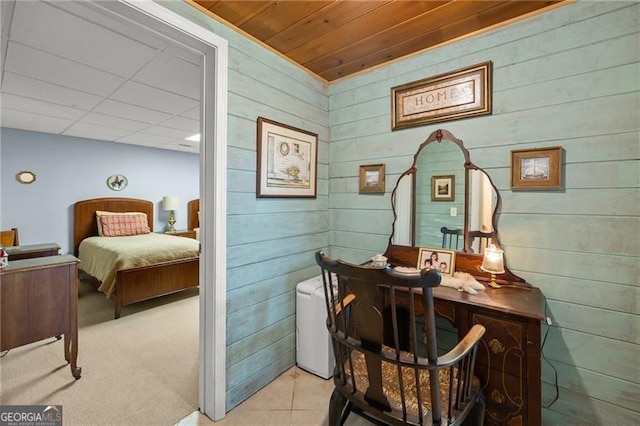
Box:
left=491, top=389, right=505, bottom=404
left=489, top=338, right=505, bottom=354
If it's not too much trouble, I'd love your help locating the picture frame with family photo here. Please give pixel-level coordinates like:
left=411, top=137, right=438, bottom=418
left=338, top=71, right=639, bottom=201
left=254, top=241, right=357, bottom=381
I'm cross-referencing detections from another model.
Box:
left=417, top=247, right=456, bottom=277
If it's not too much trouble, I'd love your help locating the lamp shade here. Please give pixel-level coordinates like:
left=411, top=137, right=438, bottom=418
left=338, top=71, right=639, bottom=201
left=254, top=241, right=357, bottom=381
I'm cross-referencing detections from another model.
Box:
left=481, top=244, right=505, bottom=274
left=162, top=196, right=180, bottom=211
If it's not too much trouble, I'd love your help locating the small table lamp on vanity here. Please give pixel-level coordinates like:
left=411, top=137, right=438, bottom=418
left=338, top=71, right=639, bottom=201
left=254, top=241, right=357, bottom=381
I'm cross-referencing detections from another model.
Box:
left=162, top=196, right=180, bottom=234
left=481, top=244, right=505, bottom=288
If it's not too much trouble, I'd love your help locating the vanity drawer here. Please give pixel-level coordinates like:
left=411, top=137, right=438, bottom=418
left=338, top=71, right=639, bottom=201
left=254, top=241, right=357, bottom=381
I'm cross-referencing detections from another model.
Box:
left=434, top=299, right=456, bottom=325
left=482, top=367, right=526, bottom=426
left=472, top=312, right=525, bottom=377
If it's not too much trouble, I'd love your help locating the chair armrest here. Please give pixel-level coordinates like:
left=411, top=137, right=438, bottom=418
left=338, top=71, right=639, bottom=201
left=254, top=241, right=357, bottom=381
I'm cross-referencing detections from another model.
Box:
left=437, top=324, right=486, bottom=367
left=335, top=293, right=355, bottom=315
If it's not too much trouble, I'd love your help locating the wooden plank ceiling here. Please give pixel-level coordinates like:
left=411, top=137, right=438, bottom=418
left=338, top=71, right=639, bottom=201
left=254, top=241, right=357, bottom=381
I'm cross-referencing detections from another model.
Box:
left=190, top=0, right=566, bottom=82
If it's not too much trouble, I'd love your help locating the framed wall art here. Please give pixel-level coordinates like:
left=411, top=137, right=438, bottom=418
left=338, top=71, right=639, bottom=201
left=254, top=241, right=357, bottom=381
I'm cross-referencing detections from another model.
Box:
left=107, top=174, right=128, bottom=191
left=359, top=164, right=385, bottom=194
left=511, top=146, right=563, bottom=190
left=256, top=117, right=318, bottom=198
left=391, top=61, right=492, bottom=130
left=417, top=247, right=456, bottom=276
left=431, top=175, right=455, bottom=201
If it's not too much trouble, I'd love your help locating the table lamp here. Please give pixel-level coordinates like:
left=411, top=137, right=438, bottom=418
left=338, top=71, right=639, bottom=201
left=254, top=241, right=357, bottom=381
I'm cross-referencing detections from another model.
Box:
left=162, top=196, right=180, bottom=234
left=480, top=244, right=505, bottom=288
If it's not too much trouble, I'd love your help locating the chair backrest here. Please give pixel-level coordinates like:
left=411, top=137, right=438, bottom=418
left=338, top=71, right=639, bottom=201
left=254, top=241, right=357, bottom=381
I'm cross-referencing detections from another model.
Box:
left=441, top=226, right=463, bottom=251
left=316, top=251, right=485, bottom=425
left=0, top=228, right=19, bottom=247
left=467, top=230, right=493, bottom=254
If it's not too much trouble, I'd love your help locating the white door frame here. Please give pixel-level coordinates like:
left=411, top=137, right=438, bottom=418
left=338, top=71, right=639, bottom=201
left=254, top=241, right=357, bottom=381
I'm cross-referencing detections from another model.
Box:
left=94, top=1, right=228, bottom=420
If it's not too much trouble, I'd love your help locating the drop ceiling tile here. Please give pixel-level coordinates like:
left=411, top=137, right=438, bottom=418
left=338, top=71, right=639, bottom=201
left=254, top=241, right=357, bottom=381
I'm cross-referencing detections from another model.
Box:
left=1, top=73, right=102, bottom=110
left=63, top=122, right=132, bottom=140
left=110, top=81, right=198, bottom=115
left=139, top=125, right=195, bottom=139
left=180, top=106, right=200, bottom=120
left=116, top=132, right=177, bottom=145
left=165, top=44, right=202, bottom=66
left=92, top=100, right=173, bottom=124
left=132, top=51, right=201, bottom=100
left=1, top=93, right=86, bottom=120
left=4, top=42, right=124, bottom=97
left=157, top=116, right=200, bottom=133
left=1, top=109, right=74, bottom=134
left=10, top=1, right=161, bottom=78
left=82, top=112, right=150, bottom=132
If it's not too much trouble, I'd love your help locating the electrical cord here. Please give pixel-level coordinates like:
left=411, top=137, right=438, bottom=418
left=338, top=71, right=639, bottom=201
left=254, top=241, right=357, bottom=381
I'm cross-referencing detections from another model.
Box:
left=540, top=293, right=559, bottom=409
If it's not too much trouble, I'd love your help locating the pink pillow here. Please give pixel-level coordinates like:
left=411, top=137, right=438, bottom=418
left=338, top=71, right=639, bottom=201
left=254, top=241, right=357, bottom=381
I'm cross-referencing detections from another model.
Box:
left=99, top=213, right=150, bottom=237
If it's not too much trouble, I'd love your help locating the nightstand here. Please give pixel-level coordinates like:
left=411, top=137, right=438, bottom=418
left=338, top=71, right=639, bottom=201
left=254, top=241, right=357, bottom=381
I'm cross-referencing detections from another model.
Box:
left=165, top=230, right=197, bottom=239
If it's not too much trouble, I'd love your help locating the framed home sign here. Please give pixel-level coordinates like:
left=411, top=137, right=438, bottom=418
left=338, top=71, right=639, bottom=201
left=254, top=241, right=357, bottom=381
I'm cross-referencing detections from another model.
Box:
left=256, top=117, right=318, bottom=198
left=359, top=163, right=385, bottom=194
left=391, top=61, right=492, bottom=130
left=511, top=146, right=563, bottom=190
left=431, top=175, right=455, bottom=201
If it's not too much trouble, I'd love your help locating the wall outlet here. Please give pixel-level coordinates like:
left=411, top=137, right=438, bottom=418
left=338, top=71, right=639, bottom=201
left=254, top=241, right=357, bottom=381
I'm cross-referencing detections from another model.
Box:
left=450, top=207, right=457, bottom=216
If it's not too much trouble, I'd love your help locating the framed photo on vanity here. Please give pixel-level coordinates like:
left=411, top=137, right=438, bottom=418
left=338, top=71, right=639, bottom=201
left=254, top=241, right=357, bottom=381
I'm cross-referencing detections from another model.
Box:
left=417, top=247, right=456, bottom=276
left=256, top=117, right=318, bottom=198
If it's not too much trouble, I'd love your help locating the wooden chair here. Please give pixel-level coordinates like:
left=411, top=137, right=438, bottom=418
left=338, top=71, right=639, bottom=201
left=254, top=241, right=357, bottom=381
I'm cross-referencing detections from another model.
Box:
left=467, top=231, right=493, bottom=254
left=315, top=251, right=486, bottom=426
left=0, top=228, right=19, bottom=247
left=440, top=227, right=463, bottom=251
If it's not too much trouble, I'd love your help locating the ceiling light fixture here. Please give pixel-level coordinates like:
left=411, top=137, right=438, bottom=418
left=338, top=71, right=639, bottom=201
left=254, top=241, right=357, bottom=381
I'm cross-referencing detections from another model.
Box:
left=185, top=134, right=200, bottom=142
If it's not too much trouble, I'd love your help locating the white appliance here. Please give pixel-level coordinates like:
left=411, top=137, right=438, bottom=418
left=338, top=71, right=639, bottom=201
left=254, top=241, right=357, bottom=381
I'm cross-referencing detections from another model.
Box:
left=296, top=275, right=335, bottom=379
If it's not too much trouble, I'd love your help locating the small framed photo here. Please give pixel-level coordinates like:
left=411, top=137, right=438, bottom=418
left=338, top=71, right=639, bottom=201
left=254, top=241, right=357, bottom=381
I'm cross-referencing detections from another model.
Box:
left=256, top=117, right=318, bottom=198
left=417, top=247, right=456, bottom=276
left=511, top=146, right=563, bottom=190
left=431, top=175, right=455, bottom=201
left=359, top=164, right=386, bottom=194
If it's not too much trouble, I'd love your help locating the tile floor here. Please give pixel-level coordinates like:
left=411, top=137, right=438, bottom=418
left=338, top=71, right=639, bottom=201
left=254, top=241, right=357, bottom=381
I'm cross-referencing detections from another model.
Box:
left=177, top=366, right=373, bottom=425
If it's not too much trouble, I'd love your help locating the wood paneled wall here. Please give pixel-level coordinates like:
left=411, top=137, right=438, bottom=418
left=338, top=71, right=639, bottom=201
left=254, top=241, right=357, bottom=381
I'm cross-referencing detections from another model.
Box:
left=159, top=1, right=330, bottom=410
left=328, top=2, right=639, bottom=424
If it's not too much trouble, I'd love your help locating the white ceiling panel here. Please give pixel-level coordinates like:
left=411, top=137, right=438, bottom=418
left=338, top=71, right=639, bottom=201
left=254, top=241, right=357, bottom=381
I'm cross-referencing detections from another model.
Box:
left=81, top=112, right=150, bottom=132
left=10, top=1, right=162, bottom=78
left=139, top=125, right=195, bottom=139
left=0, top=1, right=201, bottom=154
left=63, top=122, right=133, bottom=141
left=2, top=73, right=103, bottom=110
left=1, top=93, right=86, bottom=121
left=1, top=109, right=74, bottom=134
left=92, top=100, right=173, bottom=124
left=156, top=115, right=200, bottom=133
left=5, top=42, right=125, bottom=97
left=110, top=81, right=199, bottom=116
left=116, top=132, right=178, bottom=146
left=132, top=52, right=201, bottom=101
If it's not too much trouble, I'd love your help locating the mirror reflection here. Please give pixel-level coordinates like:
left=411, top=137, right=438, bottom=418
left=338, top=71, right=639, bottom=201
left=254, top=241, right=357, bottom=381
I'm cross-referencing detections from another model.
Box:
left=389, top=129, right=500, bottom=254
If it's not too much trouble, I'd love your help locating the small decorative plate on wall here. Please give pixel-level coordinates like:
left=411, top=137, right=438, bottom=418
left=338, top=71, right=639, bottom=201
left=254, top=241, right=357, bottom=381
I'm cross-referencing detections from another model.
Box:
left=107, top=174, right=128, bottom=191
left=16, top=170, right=36, bottom=184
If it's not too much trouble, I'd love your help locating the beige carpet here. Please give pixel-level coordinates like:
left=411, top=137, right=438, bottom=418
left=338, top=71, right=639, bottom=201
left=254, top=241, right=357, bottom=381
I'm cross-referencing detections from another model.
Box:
left=0, top=278, right=200, bottom=425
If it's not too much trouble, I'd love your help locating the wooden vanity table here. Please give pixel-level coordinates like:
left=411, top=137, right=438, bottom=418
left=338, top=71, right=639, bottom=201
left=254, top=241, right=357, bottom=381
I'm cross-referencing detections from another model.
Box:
left=0, top=255, right=82, bottom=379
left=384, top=245, right=545, bottom=425
left=379, top=129, right=548, bottom=425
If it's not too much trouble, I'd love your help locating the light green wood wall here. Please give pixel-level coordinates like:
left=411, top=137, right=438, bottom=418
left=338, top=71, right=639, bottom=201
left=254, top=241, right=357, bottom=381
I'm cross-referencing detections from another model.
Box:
left=328, top=2, right=639, bottom=424
left=157, top=1, right=329, bottom=410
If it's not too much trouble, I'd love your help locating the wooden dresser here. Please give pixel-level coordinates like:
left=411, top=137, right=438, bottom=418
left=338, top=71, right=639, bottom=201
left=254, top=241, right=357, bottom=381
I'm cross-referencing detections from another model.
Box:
left=5, top=243, right=60, bottom=260
left=384, top=244, right=545, bottom=425
left=0, top=255, right=82, bottom=379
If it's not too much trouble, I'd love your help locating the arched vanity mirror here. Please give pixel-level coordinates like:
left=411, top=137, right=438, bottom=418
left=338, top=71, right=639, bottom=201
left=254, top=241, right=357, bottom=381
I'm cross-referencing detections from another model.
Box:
left=390, top=129, right=499, bottom=253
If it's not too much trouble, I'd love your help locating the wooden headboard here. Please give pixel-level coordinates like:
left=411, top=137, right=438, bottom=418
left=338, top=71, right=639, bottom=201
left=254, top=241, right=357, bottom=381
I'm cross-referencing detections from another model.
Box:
left=73, top=197, right=154, bottom=255
left=187, top=199, right=199, bottom=230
